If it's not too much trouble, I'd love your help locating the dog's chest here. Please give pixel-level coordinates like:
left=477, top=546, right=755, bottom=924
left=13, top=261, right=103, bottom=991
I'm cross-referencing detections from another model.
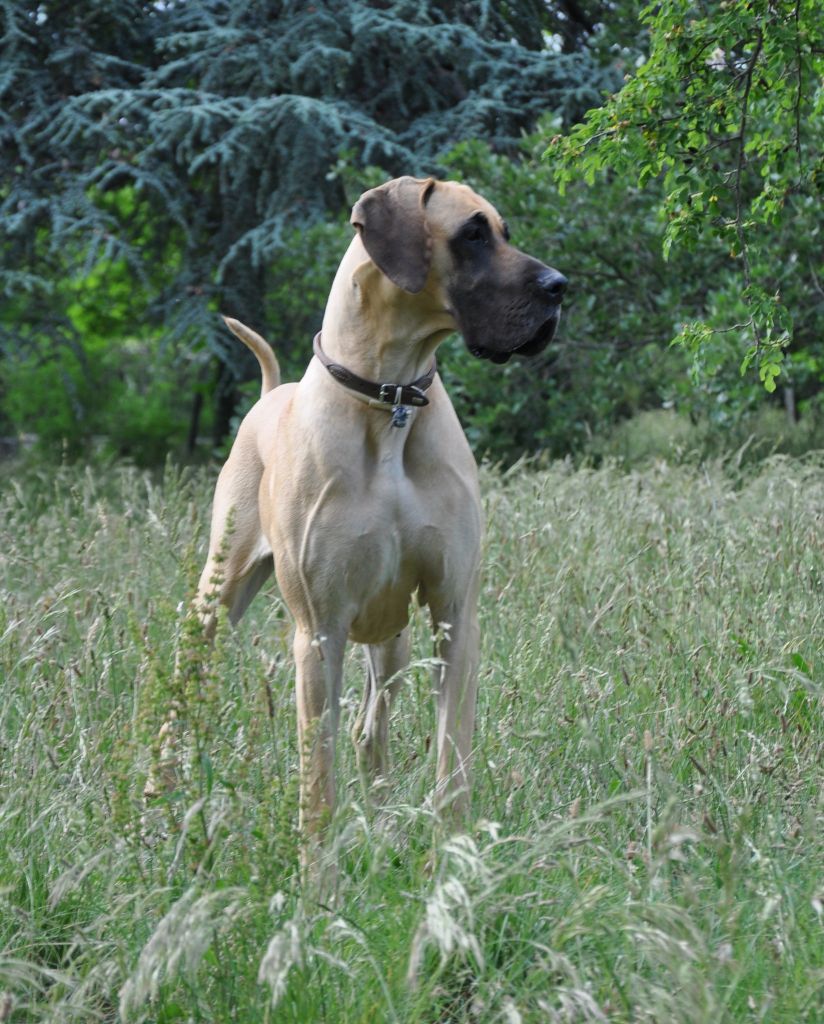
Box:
left=336, top=477, right=433, bottom=593
left=272, top=468, right=467, bottom=643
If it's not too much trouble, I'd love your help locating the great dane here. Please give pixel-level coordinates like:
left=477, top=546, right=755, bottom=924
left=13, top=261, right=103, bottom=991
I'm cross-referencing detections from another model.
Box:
left=195, top=176, right=566, bottom=852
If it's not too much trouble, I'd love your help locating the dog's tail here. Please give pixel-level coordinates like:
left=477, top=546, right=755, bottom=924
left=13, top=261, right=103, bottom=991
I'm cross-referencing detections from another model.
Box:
left=222, top=316, right=281, bottom=397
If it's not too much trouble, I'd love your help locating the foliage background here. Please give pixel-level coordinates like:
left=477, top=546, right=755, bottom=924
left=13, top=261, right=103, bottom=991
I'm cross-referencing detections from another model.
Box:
left=1, top=0, right=612, bottom=455
left=2, top=0, right=821, bottom=465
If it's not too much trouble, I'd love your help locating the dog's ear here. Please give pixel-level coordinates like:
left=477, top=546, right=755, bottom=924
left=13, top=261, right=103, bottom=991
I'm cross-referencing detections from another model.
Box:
left=350, top=177, right=436, bottom=293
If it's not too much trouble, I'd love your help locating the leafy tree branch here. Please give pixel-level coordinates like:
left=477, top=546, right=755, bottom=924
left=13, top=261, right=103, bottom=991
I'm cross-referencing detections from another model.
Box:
left=546, top=0, right=824, bottom=393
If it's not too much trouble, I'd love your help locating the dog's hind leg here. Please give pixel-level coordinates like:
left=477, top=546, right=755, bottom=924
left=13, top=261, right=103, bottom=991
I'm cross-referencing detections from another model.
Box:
left=194, top=535, right=273, bottom=637
left=351, top=628, right=411, bottom=791
left=193, top=450, right=273, bottom=636
left=144, top=453, right=272, bottom=805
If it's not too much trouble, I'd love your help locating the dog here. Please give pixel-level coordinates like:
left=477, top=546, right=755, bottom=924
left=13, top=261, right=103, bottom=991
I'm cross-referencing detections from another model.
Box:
left=195, top=176, right=566, bottom=855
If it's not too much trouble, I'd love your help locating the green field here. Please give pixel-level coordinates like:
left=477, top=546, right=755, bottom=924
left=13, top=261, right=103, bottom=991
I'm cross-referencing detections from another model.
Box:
left=1, top=455, right=822, bottom=1022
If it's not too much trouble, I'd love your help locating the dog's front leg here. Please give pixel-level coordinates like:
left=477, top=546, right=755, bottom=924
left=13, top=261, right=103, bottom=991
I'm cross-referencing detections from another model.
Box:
left=293, top=626, right=347, bottom=859
left=430, top=594, right=480, bottom=821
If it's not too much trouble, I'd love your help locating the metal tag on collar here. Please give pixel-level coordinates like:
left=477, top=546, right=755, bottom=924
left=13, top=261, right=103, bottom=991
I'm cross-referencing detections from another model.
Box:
left=390, top=405, right=410, bottom=428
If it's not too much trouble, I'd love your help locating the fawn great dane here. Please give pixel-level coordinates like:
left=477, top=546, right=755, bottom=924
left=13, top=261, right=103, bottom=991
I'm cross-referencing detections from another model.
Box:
left=195, top=177, right=566, bottom=851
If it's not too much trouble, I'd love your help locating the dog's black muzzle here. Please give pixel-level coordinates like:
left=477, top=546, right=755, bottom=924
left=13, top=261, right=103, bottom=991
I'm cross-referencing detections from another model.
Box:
left=468, top=268, right=568, bottom=365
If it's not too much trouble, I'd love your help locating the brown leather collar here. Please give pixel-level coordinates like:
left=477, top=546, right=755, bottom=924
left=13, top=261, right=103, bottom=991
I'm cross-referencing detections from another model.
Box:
left=313, top=332, right=436, bottom=408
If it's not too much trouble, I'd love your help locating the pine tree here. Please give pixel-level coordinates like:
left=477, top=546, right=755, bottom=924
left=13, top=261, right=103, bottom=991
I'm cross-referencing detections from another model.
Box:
left=1, top=0, right=614, bottom=442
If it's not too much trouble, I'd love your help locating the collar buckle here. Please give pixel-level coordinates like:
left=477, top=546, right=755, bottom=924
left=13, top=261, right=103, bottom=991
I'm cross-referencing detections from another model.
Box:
left=379, top=383, right=404, bottom=405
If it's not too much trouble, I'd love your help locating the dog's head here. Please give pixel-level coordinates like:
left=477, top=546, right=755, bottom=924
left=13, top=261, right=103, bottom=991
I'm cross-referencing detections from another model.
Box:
left=351, top=176, right=566, bottom=363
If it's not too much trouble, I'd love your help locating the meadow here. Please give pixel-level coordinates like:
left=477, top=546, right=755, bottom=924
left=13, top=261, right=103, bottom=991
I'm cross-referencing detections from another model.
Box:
left=0, top=452, right=822, bottom=1022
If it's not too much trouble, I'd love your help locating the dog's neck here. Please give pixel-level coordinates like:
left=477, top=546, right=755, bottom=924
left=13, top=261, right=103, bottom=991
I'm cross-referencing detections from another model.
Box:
left=319, top=236, right=454, bottom=386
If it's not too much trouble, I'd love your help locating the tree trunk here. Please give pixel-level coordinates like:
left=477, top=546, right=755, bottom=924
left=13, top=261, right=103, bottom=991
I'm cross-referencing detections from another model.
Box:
left=186, top=389, right=203, bottom=456
left=783, top=385, right=797, bottom=425
left=211, top=262, right=268, bottom=448
left=212, top=357, right=239, bottom=449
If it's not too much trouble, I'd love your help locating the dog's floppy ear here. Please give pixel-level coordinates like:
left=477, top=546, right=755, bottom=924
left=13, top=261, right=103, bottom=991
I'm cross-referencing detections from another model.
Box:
left=350, top=176, right=436, bottom=293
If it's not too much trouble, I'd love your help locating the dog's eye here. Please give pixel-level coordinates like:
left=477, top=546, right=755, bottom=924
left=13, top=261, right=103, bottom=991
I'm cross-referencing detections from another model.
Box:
left=463, top=222, right=487, bottom=244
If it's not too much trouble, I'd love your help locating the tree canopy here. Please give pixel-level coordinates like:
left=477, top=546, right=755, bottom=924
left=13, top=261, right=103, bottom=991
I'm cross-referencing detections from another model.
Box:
left=1, top=1, right=612, bottom=357
left=1, top=1, right=822, bottom=464
left=548, top=0, right=824, bottom=396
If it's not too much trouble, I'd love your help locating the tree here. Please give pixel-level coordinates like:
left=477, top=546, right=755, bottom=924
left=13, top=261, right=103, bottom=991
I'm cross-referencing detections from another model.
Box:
left=0, top=0, right=615, bottom=447
left=547, top=0, right=824, bottom=401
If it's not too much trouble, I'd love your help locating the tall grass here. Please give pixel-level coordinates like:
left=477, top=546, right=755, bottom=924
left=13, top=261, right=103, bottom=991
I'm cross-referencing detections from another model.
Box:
left=1, top=454, right=822, bottom=1022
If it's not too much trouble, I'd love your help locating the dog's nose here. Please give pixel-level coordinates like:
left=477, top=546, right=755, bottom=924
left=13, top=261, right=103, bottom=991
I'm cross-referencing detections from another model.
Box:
left=537, top=268, right=568, bottom=302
